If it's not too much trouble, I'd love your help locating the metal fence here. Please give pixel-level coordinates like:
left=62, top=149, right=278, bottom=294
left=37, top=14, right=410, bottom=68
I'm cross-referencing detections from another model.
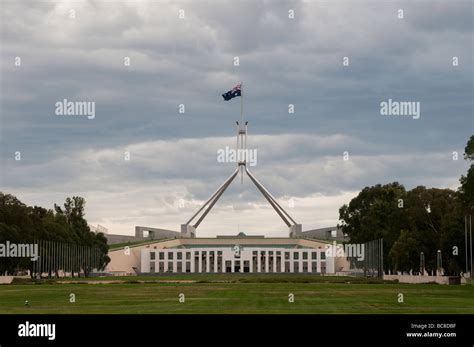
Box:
left=32, top=240, right=103, bottom=278
left=346, top=238, right=384, bottom=277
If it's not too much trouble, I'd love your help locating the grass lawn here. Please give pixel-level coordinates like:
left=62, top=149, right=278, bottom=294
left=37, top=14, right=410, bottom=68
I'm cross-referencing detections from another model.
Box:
left=0, top=274, right=472, bottom=314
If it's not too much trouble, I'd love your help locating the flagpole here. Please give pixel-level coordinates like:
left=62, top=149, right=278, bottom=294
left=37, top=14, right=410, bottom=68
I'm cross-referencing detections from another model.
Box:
left=240, top=81, right=243, bottom=184
left=470, top=214, right=473, bottom=279
left=240, top=81, right=243, bottom=124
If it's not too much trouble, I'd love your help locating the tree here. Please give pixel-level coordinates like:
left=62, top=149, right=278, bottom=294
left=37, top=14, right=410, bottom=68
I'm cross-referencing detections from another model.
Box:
left=54, top=196, right=109, bottom=276
left=459, top=135, right=474, bottom=213
left=404, top=187, right=464, bottom=275
left=389, top=230, right=421, bottom=274
left=338, top=183, right=465, bottom=275
left=0, top=192, right=109, bottom=277
left=463, top=135, right=474, bottom=161
left=338, top=182, right=408, bottom=272
left=0, top=193, right=35, bottom=275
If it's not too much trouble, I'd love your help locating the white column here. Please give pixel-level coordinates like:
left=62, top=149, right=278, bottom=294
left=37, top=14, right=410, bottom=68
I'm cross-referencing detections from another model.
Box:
left=250, top=252, right=254, bottom=273
left=173, top=250, right=177, bottom=273
left=281, top=252, right=285, bottom=273
left=231, top=259, right=235, bottom=273
left=207, top=251, right=211, bottom=273
left=198, top=251, right=202, bottom=273
left=299, top=251, right=303, bottom=273
left=273, top=251, right=277, bottom=273
left=317, top=251, right=321, bottom=273
left=205, top=251, right=210, bottom=273
left=164, top=251, right=168, bottom=273
left=307, top=252, right=311, bottom=273
left=257, top=250, right=261, bottom=272
left=182, top=252, right=186, bottom=273
left=265, top=251, right=269, bottom=273
left=214, top=250, right=218, bottom=273
left=191, top=251, right=195, bottom=273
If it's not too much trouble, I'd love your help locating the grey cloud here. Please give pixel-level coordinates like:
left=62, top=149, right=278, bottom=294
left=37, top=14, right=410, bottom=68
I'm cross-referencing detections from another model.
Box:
left=0, top=0, right=472, bottom=235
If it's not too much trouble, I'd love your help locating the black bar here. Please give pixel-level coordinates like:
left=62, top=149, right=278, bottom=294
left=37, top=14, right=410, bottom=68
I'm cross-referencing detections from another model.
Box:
left=0, top=314, right=472, bottom=346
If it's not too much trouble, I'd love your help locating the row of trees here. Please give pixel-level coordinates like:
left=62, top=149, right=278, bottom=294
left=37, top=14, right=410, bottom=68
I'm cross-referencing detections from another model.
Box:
left=0, top=194, right=110, bottom=277
left=338, top=135, right=473, bottom=276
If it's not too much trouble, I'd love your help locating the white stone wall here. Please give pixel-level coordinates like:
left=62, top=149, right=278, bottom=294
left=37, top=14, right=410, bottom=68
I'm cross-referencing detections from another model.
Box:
left=383, top=274, right=452, bottom=284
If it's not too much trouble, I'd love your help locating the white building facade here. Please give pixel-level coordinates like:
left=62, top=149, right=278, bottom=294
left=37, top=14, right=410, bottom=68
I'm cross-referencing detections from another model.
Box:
left=141, top=246, right=334, bottom=274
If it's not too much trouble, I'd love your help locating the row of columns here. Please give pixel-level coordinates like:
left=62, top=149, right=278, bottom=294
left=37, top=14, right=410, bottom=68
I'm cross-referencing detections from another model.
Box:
left=154, top=249, right=324, bottom=273
left=252, top=250, right=322, bottom=273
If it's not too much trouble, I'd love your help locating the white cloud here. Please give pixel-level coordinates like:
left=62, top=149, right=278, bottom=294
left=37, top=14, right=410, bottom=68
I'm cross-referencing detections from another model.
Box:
left=2, top=133, right=467, bottom=236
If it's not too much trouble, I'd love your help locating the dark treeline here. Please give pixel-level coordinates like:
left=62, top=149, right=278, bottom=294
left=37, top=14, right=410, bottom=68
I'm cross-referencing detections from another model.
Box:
left=0, top=194, right=110, bottom=277
left=338, top=136, right=474, bottom=276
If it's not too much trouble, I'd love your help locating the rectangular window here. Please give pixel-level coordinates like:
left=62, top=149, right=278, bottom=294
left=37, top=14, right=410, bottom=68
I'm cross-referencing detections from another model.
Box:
left=168, top=252, right=173, bottom=260
left=186, top=252, right=191, bottom=260
left=177, top=252, right=182, bottom=260
left=293, top=252, right=299, bottom=260
left=150, top=262, right=155, bottom=273
left=312, top=252, right=317, bottom=260
left=150, top=252, right=155, bottom=260
left=302, top=252, right=308, bottom=260
left=244, top=261, right=250, bottom=273
left=159, top=252, right=164, bottom=260
left=225, top=261, right=232, bottom=272
left=321, top=252, right=326, bottom=260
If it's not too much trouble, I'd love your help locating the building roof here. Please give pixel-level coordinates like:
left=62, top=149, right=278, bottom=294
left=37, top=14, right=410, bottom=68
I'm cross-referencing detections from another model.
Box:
left=108, top=236, right=332, bottom=254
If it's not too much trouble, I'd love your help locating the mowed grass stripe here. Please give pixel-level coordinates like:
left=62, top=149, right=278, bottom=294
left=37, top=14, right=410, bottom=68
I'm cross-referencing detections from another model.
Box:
left=0, top=282, right=473, bottom=314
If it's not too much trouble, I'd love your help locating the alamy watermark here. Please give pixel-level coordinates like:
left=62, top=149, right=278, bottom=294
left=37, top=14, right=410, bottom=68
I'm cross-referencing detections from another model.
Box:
left=18, top=321, right=55, bottom=341
left=325, top=241, right=365, bottom=261
left=217, top=146, right=257, bottom=166
left=55, top=98, right=95, bottom=119
left=380, top=98, right=420, bottom=119
left=0, top=241, right=38, bottom=261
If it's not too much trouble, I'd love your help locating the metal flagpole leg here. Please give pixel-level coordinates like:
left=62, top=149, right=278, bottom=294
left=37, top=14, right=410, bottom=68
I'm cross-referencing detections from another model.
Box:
left=245, top=167, right=291, bottom=227
left=185, top=167, right=240, bottom=226
left=193, top=169, right=239, bottom=228
left=246, top=167, right=297, bottom=225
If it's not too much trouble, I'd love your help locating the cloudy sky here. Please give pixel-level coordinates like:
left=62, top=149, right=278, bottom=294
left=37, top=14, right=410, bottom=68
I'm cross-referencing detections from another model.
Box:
left=1, top=0, right=472, bottom=237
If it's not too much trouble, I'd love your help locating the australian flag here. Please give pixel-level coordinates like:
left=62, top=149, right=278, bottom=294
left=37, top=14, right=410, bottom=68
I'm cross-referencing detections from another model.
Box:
left=222, top=83, right=241, bottom=101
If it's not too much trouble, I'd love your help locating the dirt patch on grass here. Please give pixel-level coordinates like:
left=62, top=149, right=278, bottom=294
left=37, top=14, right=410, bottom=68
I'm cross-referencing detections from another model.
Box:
left=56, top=279, right=199, bottom=285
